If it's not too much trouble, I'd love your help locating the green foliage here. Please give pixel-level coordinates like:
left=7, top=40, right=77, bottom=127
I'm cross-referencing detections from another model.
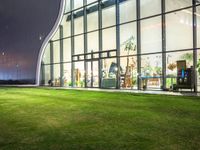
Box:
left=121, top=36, right=136, bottom=54
left=181, top=53, right=193, bottom=63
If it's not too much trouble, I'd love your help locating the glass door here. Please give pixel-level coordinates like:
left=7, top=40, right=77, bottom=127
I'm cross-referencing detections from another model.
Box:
left=86, top=61, right=99, bottom=88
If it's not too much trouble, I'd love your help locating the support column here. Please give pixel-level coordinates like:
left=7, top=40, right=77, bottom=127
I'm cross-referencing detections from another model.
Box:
left=84, top=0, right=88, bottom=88
left=60, top=25, right=64, bottom=87
left=116, top=0, right=120, bottom=89
left=98, top=0, right=103, bottom=88
left=162, top=0, right=166, bottom=90
left=193, top=0, right=197, bottom=92
left=71, top=0, right=75, bottom=87
left=136, top=0, right=141, bottom=90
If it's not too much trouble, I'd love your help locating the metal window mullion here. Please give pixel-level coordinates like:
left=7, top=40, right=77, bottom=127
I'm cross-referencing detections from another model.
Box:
left=84, top=0, right=88, bottom=87
left=116, top=0, right=120, bottom=89
left=50, top=41, right=54, bottom=81
left=98, top=0, right=103, bottom=88
left=71, top=0, right=75, bottom=87
left=162, top=0, right=166, bottom=90
left=193, top=0, right=197, bottom=92
left=136, top=0, right=141, bottom=90
left=60, top=25, right=64, bottom=87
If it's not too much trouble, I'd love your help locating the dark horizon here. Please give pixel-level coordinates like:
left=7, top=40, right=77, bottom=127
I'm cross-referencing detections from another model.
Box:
left=0, top=0, right=62, bottom=84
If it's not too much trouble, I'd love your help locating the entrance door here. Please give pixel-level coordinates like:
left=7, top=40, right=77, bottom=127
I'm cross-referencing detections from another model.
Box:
left=86, top=61, right=99, bottom=88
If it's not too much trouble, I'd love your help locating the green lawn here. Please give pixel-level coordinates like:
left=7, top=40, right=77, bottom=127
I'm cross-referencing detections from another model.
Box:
left=0, top=88, right=199, bottom=150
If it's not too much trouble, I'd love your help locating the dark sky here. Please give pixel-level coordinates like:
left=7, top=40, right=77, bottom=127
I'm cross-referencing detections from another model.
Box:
left=0, top=0, right=62, bottom=83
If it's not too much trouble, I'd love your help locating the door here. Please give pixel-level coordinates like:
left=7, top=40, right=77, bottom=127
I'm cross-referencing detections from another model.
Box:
left=86, top=61, right=99, bottom=88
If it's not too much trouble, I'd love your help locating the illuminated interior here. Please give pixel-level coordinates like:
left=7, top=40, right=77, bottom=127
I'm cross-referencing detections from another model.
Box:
left=41, top=0, right=200, bottom=92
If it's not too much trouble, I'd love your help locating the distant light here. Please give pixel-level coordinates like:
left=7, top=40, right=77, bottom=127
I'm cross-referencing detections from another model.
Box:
left=2, top=52, right=5, bottom=56
left=16, top=64, right=19, bottom=68
left=39, top=36, right=42, bottom=40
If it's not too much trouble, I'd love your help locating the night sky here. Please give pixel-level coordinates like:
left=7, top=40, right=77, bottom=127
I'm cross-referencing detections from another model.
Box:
left=0, top=0, right=61, bottom=83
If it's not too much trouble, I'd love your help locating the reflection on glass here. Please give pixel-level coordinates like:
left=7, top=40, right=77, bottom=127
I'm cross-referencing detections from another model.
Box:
left=101, top=59, right=117, bottom=88
left=74, top=61, right=85, bottom=87
left=166, top=9, right=193, bottom=51
left=141, top=17, right=162, bottom=54
left=141, top=54, right=162, bottom=89
left=140, top=0, right=161, bottom=18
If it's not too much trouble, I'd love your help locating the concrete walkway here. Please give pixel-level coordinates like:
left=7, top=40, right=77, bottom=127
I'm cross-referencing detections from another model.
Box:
left=47, top=87, right=200, bottom=97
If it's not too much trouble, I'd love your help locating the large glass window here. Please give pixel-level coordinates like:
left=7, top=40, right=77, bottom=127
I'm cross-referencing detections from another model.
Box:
left=43, top=44, right=50, bottom=64
left=141, top=54, right=162, bottom=90
left=140, top=0, right=161, bottom=18
left=166, top=9, right=193, bottom=51
left=120, top=57, right=137, bottom=89
left=65, top=0, right=71, bottom=13
left=87, top=5, right=98, bottom=32
left=74, top=35, right=84, bottom=54
left=63, top=38, right=71, bottom=62
left=74, top=61, right=85, bottom=87
left=43, top=65, right=51, bottom=85
left=102, top=27, right=116, bottom=50
left=102, top=2, right=116, bottom=28
left=53, top=64, right=61, bottom=86
left=101, top=58, right=117, bottom=88
left=74, top=10, right=84, bottom=35
left=74, top=0, right=83, bottom=10
left=165, top=0, right=192, bottom=12
left=87, top=31, right=99, bottom=52
left=141, top=16, right=162, bottom=54
left=53, top=41, right=60, bottom=63
left=63, top=63, right=72, bottom=87
left=61, top=15, right=71, bottom=38
left=120, top=0, right=136, bottom=23
left=120, top=23, right=137, bottom=56
left=87, top=0, right=97, bottom=5
left=196, top=6, right=200, bottom=48
left=166, top=50, right=193, bottom=89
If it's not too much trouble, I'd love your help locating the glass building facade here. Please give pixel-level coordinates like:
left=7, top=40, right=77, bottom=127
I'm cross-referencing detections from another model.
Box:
left=40, top=0, right=200, bottom=92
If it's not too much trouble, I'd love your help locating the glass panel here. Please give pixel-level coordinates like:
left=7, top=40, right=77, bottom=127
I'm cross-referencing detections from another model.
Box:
left=87, top=5, right=98, bottom=32
left=141, top=16, right=162, bottom=54
left=63, top=38, right=71, bottom=62
left=74, top=61, right=85, bottom=87
left=87, top=32, right=99, bottom=53
left=43, top=65, right=51, bottom=85
left=120, top=23, right=137, bottom=56
left=196, top=6, right=200, bottom=48
left=140, top=0, right=161, bottom=18
left=165, top=0, right=192, bottom=12
left=53, top=41, right=60, bottom=63
left=74, top=10, right=84, bottom=35
left=197, top=50, right=200, bottom=91
left=101, top=58, right=117, bottom=88
left=74, top=0, right=83, bottom=10
left=87, top=0, right=97, bottom=5
left=86, top=62, right=92, bottom=87
left=65, top=0, right=71, bottom=13
left=102, top=2, right=116, bottom=28
left=43, top=44, right=50, bottom=64
left=120, top=0, right=136, bottom=23
left=74, top=35, right=84, bottom=54
left=166, top=51, right=193, bottom=90
left=120, top=57, right=137, bottom=89
left=51, top=28, right=60, bottom=41
left=61, top=14, right=71, bottom=38
left=141, top=54, right=162, bottom=90
left=102, top=27, right=116, bottom=50
left=166, top=9, right=193, bottom=51
left=93, top=61, right=99, bottom=87
left=63, top=63, right=72, bottom=87
left=53, top=64, right=61, bottom=86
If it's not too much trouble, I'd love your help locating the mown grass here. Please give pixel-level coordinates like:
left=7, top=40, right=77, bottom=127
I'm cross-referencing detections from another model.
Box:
left=0, top=87, right=199, bottom=150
